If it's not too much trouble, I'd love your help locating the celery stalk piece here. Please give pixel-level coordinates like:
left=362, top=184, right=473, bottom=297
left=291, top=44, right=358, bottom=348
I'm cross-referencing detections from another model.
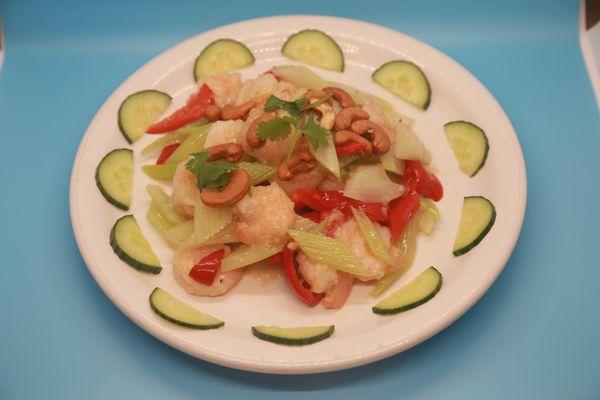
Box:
left=165, top=123, right=212, bottom=164
left=142, top=163, right=178, bottom=181
left=146, top=185, right=186, bottom=226
left=221, top=244, right=282, bottom=272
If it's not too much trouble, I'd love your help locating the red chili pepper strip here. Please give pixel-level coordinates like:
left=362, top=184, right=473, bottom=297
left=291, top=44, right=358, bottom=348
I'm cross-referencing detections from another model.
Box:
left=267, top=252, right=283, bottom=267
left=292, top=189, right=387, bottom=223
left=188, top=248, right=225, bottom=286
left=282, top=240, right=323, bottom=306
left=156, top=143, right=180, bottom=164
left=299, top=210, right=323, bottom=223
left=147, top=84, right=214, bottom=134
left=402, top=160, right=444, bottom=202
left=388, top=190, right=421, bottom=243
left=335, top=142, right=367, bottom=156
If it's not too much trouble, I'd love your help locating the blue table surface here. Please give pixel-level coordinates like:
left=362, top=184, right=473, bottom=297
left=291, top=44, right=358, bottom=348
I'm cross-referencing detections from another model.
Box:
left=1, top=0, right=599, bottom=398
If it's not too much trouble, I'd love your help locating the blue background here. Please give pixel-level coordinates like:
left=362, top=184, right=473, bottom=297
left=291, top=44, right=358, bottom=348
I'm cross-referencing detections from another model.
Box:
left=1, top=0, right=599, bottom=398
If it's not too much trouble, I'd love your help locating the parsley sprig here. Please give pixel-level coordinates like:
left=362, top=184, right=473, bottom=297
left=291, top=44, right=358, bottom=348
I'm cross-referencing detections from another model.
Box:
left=257, top=95, right=332, bottom=162
left=185, top=152, right=235, bottom=191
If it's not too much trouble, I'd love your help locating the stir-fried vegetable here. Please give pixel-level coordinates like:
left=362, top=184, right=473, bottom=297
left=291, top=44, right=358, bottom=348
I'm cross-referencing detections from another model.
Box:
left=344, top=163, right=404, bottom=204
left=188, top=248, right=225, bottom=286
left=146, top=185, right=186, bottom=226
left=142, top=163, right=178, bottom=180
left=220, top=244, right=282, bottom=272
left=147, top=84, right=214, bottom=133
left=164, top=123, right=212, bottom=163
left=351, top=207, right=394, bottom=267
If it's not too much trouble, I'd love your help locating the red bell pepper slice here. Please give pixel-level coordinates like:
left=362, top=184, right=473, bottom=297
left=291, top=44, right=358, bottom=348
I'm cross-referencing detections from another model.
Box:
left=188, top=248, right=225, bottom=286
left=267, top=252, right=283, bottom=266
left=156, top=143, right=180, bottom=164
left=146, top=84, right=214, bottom=134
left=292, top=189, right=387, bottom=223
left=335, top=142, right=368, bottom=156
left=387, top=190, right=421, bottom=243
left=282, top=240, right=323, bottom=306
left=402, top=160, right=443, bottom=202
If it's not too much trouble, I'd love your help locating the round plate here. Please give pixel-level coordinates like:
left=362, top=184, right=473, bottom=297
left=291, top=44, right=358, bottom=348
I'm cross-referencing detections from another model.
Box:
left=70, top=15, right=526, bottom=374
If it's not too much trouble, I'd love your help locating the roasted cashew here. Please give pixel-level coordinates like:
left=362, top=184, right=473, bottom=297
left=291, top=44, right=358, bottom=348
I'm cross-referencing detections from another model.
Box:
left=334, top=107, right=370, bottom=131
left=204, top=105, right=222, bottom=122
left=350, top=120, right=391, bottom=155
left=277, top=150, right=316, bottom=181
left=246, top=111, right=277, bottom=148
left=222, top=100, right=255, bottom=121
left=333, top=130, right=373, bottom=156
left=200, top=168, right=250, bottom=207
left=323, top=86, right=355, bottom=108
left=205, top=143, right=244, bottom=162
left=310, top=99, right=335, bottom=130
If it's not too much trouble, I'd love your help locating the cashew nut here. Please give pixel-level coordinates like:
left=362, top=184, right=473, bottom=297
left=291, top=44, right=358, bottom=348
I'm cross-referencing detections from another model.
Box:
left=204, top=105, right=222, bottom=122
left=200, top=168, right=250, bottom=207
left=349, top=120, right=391, bottom=155
left=246, top=111, right=277, bottom=148
left=334, top=107, right=370, bottom=131
left=205, top=143, right=244, bottom=162
left=222, top=100, right=255, bottom=121
left=323, top=86, right=355, bottom=108
left=277, top=150, right=316, bottom=181
left=310, top=99, right=335, bottom=130
left=333, top=130, right=373, bottom=156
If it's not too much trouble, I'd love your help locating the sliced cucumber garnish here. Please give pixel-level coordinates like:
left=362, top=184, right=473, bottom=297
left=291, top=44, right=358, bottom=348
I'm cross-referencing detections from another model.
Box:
left=444, top=121, right=489, bottom=177
left=282, top=29, right=344, bottom=72
left=150, top=288, right=224, bottom=329
left=96, top=148, right=133, bottom=210
left=372, top=60, right=431, bottom=110
left=118, top=90, right=172, bottom=144
left=453, top=196, right=496, bottom=256
left=251, top=325, right=334, bottom=346
left=372, top=267, right=442, bottom=315
left=194, top=39, right=255, bottom=81
left=110, top=215, right=162, bottom=274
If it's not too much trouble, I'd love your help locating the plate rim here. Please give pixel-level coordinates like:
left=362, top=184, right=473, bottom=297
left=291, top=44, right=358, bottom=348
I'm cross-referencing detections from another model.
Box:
left=69, top=14, right=527, bottom=374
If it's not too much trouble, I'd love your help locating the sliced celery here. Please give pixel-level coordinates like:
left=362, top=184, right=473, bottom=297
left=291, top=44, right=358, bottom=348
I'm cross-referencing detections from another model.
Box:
left=351, top=207, right=394, bottom=267
left=193, top=195, right=233, bottom=244
left=236, top=161, right=276, bottom=185
left=146, top=204, right=174, bottom=236
left=146, top=185, right=186, bottom=226
left=417, top=198, right=440, bottom=234
left=164, top=220, right=194, bottom=248
left=142, top=163, right=178, bottom=181
left=287, top=230, right=371, bottom=278
left=221, top=244, right=281, bottom=272
left=309, top=134, right=340, bottom=178
left=165, top=123, right=211, bottom=163
left=141, top=126, right=198, bottom=156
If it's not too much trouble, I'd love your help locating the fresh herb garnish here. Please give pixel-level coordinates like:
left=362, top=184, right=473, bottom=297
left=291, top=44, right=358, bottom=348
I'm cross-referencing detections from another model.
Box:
left=185, top=151, right=235, bottom=190
left=302, top=115, right=330, bottom=149
left=264, top=95, right=305, bottom=118
left=298, top=92, right=333, bottom=111
left=257, top=116, right=296, bottom=142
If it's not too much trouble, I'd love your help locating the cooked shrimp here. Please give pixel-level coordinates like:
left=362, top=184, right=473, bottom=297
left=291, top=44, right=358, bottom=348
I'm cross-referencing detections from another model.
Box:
left=232, top=182, right=296, bottom=246
left=297, top=252, right=339, bottom=293
left=241, top=108, right=294, bottom=162
left=173, top=244, right=244, bottom=296
left=333, top=218, right=400, bottom=281
left=235, top=73, right=278, bottom=106
left=322, top=272, right=354, bottom=309
left=170, top=160, right=198, bottom=218
left=275, top=167, right=325, bottom=197
left=203, top=120, right=246, bottom=148
left=273, top=81, right=302, bottom=101
left=200, top=72, right=242, bottom=107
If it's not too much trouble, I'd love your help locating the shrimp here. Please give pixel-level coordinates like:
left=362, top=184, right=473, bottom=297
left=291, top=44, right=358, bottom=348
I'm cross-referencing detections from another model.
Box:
left=241, top=108, right=294, bottom=162
left=275, top=168, right=325, bottom=197
left=170, top=160, right=198, bottom=218
left=203, top=120, right=246, bottom=148
left=173, top=244, right=244, bottom=297
left=297, top=252, right=339, bottom=293
left=333, top=218, right=401, bottom=281
left=200, top=72, right=242, bottom=107
left=235, top=73, right=278, bottom=107
left=322, top=272, right=354, bottom=309
left=272, top=81, right=302, bottom=101
left=232, top=182, right=296, bottom=246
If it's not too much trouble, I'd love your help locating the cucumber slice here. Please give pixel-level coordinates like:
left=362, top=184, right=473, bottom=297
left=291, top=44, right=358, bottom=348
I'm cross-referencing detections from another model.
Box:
left=372, top=60, right=431, bottom=110
left=194, top=39, right=255, bottom=81
left=118, top=90, right=172, bottom=144
left=444, top=121, right=489, bottom=177
left=453, top=196, right=496, bottom=256
left=95, top=149, right=133, bottom=210
left=372, top=267, right=442, bottom=315
left=110, top=215, right=162, bottom=274
left=251, top=325, right=334, bottom=346
left=149, top=288, right=224, bottom=329
left=281, top=29, right=344, bottom=72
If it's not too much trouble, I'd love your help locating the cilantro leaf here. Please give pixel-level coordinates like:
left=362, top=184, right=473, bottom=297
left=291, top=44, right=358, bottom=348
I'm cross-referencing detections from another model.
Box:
left=298, top=92, right=333, bottom=111
left=264, top=95, right=303, bottom=118
left=185, top=152, right=235, bottom=191
left=302, top=116, right=330, bottom=150
left=257, top=116, right=296, bottom=142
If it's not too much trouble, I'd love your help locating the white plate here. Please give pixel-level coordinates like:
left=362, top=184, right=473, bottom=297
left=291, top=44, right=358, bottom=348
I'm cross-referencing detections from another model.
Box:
left=70, top=15, right=526, bottom=374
